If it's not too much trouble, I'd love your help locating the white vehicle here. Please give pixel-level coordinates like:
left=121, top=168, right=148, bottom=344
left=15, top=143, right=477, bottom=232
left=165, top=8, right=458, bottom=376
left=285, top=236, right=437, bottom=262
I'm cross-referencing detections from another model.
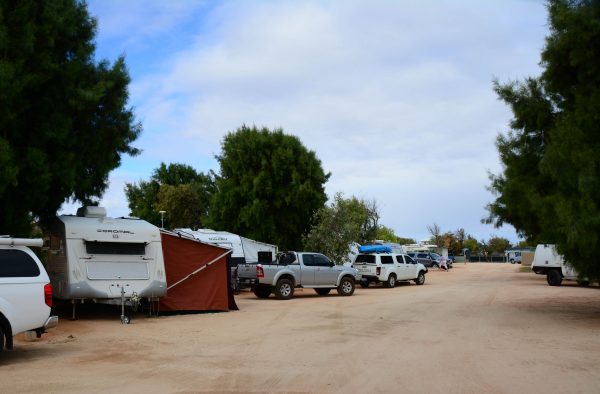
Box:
left=174, top=228, right=278, bottom=266
left=1, top=237, right=58, bottom=354
left=352, top=252, right=427, bottom=288
left=531, top=244, right=586, bottom=286
left=47, top=206, right=166, bottom=320
left=506, top=251, right=522, bottom=264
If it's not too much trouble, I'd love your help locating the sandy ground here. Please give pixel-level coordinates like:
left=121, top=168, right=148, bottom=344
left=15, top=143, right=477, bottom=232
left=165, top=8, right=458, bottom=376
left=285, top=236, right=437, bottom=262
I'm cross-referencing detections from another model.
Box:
left=2, top=263, right=600, bottom=393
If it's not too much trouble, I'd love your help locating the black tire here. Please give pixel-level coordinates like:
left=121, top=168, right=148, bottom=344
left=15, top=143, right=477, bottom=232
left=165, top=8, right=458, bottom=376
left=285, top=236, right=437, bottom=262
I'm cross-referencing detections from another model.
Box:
left=577, top=280, right=590, bottom=287
left=415, top=271, right=426, bottom=285
left=337, top=277, right=355, bottom=296
left=274, top=278, right=294, bottom=300
left=432, top=262, right=439, bottom=268
left=359, top=279, right=370, bottom=288
left=547, top=270, right=563, bottom=286
left=510, top=259, right=515, bottom=264
left=315, top=288, right=331, bottom=296
left=0, top=324, right=4, bottom=354
left=385, top=274, right=397, bottom=288
left=253, top=285, right=272, bottom=299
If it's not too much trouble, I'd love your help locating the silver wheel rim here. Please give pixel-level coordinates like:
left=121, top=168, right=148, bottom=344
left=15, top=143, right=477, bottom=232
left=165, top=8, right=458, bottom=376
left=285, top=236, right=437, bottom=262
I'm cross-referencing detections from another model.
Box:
left=418, top=274, right=424, bottom=284
left=342, top=281, right=352, bottom=293
left=280, top=283, right=292, bottom=297
left=390, top=277, right=395, bottom=286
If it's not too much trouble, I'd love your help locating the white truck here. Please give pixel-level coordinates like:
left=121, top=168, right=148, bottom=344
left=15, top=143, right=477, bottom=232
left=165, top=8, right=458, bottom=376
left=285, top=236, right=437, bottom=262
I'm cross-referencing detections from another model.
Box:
left=531, top=244, right=588, bottom=286
left=352, top=252, right=427, bottom=288
left=0, top=237, right=58, bottom=354
left=238, top=251, right=359, bottom=299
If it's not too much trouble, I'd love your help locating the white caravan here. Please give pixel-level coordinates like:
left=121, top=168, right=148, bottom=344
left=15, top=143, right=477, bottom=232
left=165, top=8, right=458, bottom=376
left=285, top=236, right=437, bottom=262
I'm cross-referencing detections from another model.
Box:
left=47, top=207, right=166, bottom=318
left=531, top=244, right=587, bottom=286
left=174, top=229, right=278, bottom=266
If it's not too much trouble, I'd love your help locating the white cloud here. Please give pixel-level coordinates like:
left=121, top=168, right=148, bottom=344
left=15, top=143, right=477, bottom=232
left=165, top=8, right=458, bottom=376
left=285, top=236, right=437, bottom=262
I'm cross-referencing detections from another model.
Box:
left=86, top=0, right=547, bottom=243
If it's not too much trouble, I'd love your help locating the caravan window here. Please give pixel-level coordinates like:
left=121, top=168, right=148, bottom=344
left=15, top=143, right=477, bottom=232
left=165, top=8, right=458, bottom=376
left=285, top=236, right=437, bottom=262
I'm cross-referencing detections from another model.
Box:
left=85, top=241, right=146, bottom=255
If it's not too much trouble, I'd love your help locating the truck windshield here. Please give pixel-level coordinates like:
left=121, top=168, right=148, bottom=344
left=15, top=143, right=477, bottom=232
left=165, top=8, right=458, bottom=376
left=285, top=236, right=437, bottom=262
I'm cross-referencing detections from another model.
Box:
left=354, top=254, right=375, bottom=264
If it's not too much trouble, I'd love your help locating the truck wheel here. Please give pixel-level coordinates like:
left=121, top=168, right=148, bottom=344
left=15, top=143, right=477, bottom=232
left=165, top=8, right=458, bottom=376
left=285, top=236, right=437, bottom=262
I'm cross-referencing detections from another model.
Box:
left=253, top=285, right=272, bottom=299
left=415, top=272, right=425, bottom=285
left=359, top=279, right=370, bottom=288
left=385, top=274, right=396, bottom=288
left=315, top=288, right=331, bottom=296
left=274, top=279, right=294, bottom=300
left=547, top=270, right=563, bottom=286
left=337, top=277, right=355, bottom=296
left=510, top=259, right=515, bottom=264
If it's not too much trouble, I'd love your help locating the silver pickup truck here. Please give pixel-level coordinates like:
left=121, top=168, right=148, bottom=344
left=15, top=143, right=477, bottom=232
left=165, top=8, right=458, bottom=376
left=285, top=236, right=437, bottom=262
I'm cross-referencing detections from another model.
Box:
left=238, top=251, right=359, bottom=299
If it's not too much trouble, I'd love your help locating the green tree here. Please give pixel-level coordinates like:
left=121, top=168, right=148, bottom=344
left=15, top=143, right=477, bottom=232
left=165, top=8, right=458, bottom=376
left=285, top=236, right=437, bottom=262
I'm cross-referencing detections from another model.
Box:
left=209, top=125, right=329, bottom=249
left=125, top=163, right=214, bottom=228
left=427, top=223, right=444, bottom=247
left=375, top=226, right=416, bottom=244
left=463, top=237, right=479, bottom=255
left=0, top=0, right=141, bottom=235
left=303, top=193, right=379, bottom=263
left=487, top=236, right=511, bottom=255
left=486, top=0, right=600, bottom=277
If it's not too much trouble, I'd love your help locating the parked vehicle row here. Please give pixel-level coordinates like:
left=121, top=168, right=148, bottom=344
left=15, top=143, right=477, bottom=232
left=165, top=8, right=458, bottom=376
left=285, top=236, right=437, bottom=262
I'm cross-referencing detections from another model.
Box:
left=238, top=245, right=429, bottom=300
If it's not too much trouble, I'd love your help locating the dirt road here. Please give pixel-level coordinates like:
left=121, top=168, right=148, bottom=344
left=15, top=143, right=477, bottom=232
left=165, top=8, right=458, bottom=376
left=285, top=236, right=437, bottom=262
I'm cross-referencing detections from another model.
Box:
left=2, top=264, right=600, bottom=393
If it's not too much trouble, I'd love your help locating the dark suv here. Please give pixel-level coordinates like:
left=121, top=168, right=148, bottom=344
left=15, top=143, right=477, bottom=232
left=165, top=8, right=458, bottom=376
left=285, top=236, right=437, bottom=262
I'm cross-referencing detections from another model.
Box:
left=407, top=252, right=452, bottom=268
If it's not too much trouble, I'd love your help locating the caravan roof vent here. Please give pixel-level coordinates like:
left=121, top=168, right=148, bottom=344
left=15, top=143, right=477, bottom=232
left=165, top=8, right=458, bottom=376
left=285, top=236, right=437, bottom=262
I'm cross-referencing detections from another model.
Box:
left=77, top=206, right=107, bottom=218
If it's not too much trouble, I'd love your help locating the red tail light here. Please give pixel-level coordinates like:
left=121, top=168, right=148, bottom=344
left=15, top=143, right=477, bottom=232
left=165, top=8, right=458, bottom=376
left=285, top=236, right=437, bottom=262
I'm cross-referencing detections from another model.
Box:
left=256, top=264, right=264, bottom=279
left=44, top=283, right=53, bottom=307
left=376, top=267, right=381, bottom=275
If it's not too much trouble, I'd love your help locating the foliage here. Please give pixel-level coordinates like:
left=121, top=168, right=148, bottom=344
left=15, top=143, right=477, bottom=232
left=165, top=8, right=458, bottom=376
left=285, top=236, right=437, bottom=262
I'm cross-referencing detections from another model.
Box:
left=0, top=0, right=140, bottom=235
left=427, top=223, right=443, bottom=247
left=463, top=237, right=479, bottom=255
left=125, top=163, right=214, bottom=228
left=209, top=125, right=330, bottom=249
left=375, top=226, right=415, bottom=244
left=487, top=236, right=511, bottom=254
left=486, top=0, right=600, bottom=277
left=303, top=193, right=379, bottom=263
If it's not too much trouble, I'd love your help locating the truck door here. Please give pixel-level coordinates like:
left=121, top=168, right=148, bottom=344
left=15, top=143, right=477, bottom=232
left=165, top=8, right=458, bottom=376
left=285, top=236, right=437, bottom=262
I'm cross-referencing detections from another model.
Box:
left=403, top=255, right=419, bottom=278
left=394, top=255, right=410, bottom=280
left=313, top=254, right=339, bottom=286
left=299, top=254, right=317, bottom=285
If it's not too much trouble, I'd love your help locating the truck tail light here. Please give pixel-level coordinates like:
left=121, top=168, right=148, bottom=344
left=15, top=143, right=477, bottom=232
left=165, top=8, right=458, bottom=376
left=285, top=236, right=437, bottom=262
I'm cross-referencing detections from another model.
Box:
left=256, top=265, right=264, bottom=279
left=376, top=267, right=381, bottom=275
left=44, top=283, right=53, bottom=307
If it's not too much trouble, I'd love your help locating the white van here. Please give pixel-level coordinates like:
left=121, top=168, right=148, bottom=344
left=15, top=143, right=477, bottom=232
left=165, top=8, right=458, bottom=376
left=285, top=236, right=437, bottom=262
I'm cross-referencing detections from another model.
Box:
left=531, top=244, right=586, bottom=286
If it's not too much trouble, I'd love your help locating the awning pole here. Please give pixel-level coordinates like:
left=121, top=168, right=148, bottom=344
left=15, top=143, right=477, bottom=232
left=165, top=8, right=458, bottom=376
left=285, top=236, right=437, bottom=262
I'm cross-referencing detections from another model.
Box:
left=167, top=250, right=232, bottom=291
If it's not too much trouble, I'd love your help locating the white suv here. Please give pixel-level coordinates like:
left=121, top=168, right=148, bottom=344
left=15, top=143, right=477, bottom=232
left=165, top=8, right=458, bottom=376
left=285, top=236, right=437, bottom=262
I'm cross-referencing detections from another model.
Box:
left=0, top=238, right=58, bottom=354
left=352, top=253, right=427, bottom=288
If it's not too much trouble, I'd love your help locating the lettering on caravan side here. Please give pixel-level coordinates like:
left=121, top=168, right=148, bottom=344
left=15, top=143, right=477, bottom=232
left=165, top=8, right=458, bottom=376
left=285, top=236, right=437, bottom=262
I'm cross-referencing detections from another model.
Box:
left=96, top=229, right=135, bottom=234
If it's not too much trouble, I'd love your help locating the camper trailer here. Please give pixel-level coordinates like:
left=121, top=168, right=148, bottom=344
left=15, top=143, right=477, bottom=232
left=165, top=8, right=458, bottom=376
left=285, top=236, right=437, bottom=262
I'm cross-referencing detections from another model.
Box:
left=47, top=207, right=166, bottom=320
left=531, top=244, right=588, bottom=286
left=174, top=229, right=278, bottom=266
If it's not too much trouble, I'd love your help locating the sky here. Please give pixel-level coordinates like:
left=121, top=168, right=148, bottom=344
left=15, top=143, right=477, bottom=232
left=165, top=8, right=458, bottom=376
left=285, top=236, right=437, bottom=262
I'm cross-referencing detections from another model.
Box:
left=70, top=0, right=549, bottom=244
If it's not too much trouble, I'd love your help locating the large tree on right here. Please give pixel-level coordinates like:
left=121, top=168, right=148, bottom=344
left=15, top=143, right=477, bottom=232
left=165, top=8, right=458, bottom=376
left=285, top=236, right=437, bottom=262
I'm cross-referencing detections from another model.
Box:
left=486, top=0, right=600, bottom=278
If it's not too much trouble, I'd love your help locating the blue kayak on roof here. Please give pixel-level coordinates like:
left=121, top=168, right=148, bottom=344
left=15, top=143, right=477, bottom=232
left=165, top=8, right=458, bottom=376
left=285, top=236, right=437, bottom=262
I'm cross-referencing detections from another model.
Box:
left=358, top=245, right=392, bottom=254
